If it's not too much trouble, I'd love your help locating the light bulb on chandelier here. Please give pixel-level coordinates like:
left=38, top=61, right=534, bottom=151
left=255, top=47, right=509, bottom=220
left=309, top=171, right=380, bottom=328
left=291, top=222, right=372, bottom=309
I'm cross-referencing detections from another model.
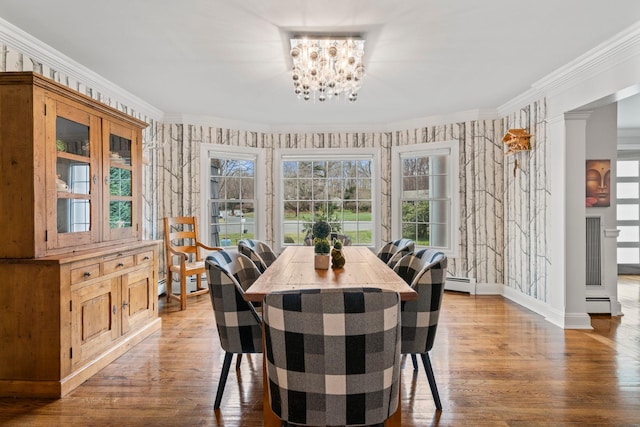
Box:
left=290, top=37, right=365, bottom=103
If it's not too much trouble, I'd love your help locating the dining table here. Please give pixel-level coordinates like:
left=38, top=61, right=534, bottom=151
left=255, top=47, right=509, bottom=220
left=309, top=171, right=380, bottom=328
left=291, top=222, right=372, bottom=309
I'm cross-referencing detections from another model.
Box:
left=243, top=245, right=417, bottom=427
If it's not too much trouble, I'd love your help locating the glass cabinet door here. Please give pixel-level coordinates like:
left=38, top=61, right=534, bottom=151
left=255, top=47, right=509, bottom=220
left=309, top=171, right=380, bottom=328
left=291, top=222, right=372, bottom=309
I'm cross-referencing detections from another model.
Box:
left=47, top=99, right=100, bottom=250
left=104, top=121, right=138, bottom=241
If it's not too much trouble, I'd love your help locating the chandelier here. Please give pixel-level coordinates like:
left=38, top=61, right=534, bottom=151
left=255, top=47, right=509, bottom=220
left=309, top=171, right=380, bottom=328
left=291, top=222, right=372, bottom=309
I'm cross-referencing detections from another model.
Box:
left=289, top=37, right=365, bottom=103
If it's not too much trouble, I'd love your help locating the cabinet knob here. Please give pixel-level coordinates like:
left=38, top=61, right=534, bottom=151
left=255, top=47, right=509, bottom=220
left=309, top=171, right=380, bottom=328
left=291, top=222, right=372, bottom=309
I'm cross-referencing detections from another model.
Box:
left=93, top=175, right=97, bottom=185
left=143, top=256, right=149, bottom=261
left=112, top=305, right=117, bottom=315
left=83, top=272, right=92, bottom=277
left=122, top=301, right=129, bottom=309
left=117, top=262, right=124, bottom=267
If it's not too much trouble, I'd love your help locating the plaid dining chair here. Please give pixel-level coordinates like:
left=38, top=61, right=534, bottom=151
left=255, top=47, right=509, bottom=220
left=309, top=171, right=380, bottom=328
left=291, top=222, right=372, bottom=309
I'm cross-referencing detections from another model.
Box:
left=237, top=239, right=278, bottom=273
left=376, top=238, right=415, bottom=269
left=263, top=287, right=402, bottom=426
left=205, top=250, right=263, bottom=409
left=393, top=251, right=447, bottom=410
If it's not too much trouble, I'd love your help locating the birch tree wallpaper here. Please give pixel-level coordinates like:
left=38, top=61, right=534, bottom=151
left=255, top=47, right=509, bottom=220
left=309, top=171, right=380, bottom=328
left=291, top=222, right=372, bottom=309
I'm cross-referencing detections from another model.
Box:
left=1, top=43, right=549, bottom=302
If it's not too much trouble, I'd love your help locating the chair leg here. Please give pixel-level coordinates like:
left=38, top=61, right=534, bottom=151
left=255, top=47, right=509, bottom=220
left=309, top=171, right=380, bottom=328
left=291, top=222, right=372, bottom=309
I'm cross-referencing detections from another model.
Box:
left=235, top=353, right=242, bottom=370
left=197, top=273, right=206, bottom=291
left=421, top=353, right=442, bottom=411
left=179, top=274, right=187, bottom=310
left=166, top=270, right=173, bottom=303
left=411, top=354, right=418, bottom=370
left=214, top=352, right=234, bottom=409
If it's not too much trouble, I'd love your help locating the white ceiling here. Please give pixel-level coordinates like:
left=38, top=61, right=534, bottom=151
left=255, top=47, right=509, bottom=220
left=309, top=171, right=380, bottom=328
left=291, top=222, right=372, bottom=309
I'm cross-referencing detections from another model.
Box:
left=1, top=0, right=640, bottom=129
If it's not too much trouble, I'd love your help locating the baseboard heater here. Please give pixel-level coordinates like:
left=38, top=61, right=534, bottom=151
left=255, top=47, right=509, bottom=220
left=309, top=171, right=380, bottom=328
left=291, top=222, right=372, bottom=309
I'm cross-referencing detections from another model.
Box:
left=160, top=276, right=207, bottom=297
left=586, top=296, right=611, bottom=314
left=158, top=278, right=167, bottom=296
left=445, top=276, right=476, bottom=294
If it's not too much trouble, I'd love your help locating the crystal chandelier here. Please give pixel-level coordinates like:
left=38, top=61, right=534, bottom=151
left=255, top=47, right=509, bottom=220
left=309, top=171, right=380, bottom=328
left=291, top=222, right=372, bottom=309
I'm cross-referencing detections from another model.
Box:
left=289, top=37, right=365, bottom=103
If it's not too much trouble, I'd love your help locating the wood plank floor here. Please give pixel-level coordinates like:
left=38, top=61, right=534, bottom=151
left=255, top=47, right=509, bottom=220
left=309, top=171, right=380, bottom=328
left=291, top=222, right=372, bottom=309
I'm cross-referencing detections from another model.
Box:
left=1, top=279, right=639, bottom=426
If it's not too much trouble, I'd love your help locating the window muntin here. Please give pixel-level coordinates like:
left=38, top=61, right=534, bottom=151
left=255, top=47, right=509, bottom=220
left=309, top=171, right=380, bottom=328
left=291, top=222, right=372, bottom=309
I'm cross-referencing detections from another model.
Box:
left=278, top=151, right=378, bottom=247
left=392, top=141, right=459, bottom=256
left=207, top=155, right=256, bottom=247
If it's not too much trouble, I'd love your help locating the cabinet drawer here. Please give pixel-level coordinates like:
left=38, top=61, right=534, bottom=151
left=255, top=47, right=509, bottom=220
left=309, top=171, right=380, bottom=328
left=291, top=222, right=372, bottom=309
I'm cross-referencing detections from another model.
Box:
left=103, top=256, right=135, bottom=275
left=71, top=263, right=101, bottom=285
left=135, top=250, right=154, bottom=265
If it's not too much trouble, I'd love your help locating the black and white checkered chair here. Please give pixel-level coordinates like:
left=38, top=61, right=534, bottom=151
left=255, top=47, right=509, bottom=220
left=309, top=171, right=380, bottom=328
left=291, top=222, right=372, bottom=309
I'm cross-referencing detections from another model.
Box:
left=304, top=233, right=352, bottom=247
left=238, top=239, right=278, bottom=273
left=393, top=251, right=447, bottom=411
left=376, top=238, right=415, bottom=269
left=205, top=250, right=263, bottom=409
left=263, top=287, right=402, bottom=426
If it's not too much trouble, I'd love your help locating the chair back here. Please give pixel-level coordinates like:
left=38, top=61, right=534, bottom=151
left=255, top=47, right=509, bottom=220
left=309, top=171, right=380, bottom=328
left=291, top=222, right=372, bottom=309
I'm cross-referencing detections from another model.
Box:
left=238, top=239, right=277, bottom=273
left=377, top=238, right=415, bottom=268
left=307, top=234, right=353, bottom=246
left=164, top=216, right=202, bottom=267
left=263, top=287, right=401, bottom=426
left=333, top=233, right=352, bottom=246
left=398, top=255, right=447, bottom=354
left=205, top=251, right=262, bottom=354
left=303, top=234, right=314, bottom=246
left=393, top=248, right=445, bottom=286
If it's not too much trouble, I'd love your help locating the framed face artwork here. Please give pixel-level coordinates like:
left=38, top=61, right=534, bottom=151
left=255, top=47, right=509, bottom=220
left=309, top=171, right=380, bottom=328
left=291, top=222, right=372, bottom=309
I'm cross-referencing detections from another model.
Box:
left=585, top=159, right=611, bottom=207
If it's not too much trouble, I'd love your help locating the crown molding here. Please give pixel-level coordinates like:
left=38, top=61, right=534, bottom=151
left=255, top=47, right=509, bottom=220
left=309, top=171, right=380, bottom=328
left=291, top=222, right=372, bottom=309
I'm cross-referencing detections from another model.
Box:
left=498, top=21, right=640, bottom=117
left=3, top=16, right=639, bottom=134
left=0, top=17, right=163, bottom=121
left=497, top=87, right=544, bottom=117
left=532, top=21, right=640, bottom=96
left=165, top=109, right=501, bottom=134
left=162, top=113, right=272, bottom=133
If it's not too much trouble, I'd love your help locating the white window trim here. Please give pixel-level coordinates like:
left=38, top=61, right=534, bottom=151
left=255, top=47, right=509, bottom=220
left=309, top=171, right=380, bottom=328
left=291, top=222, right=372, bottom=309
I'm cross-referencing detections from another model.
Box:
left=199, top=143, right=266, bottom=247
left=391, top=140, right=460, bottom=258
left=274, top=147, right=381, bottom=253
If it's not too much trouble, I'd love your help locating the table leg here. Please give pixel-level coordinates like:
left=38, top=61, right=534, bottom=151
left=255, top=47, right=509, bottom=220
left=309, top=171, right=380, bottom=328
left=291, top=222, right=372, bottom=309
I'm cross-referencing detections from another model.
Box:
left=262, top=359, right=280, bottom=425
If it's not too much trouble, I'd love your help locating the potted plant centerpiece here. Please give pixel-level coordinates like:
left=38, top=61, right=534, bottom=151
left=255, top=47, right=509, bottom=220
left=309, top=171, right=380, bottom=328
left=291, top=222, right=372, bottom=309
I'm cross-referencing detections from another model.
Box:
left=312, top=220, right=331, bottom=270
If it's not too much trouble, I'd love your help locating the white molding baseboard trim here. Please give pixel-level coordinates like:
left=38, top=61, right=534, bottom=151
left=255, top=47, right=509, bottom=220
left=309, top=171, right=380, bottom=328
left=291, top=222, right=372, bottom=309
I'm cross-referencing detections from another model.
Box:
left=470, top=282, right=594, bottom=330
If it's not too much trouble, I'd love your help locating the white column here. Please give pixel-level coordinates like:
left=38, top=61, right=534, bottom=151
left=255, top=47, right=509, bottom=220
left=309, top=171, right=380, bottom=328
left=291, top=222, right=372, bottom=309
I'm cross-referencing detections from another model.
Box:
left=547, top=112, right=593, bottom=329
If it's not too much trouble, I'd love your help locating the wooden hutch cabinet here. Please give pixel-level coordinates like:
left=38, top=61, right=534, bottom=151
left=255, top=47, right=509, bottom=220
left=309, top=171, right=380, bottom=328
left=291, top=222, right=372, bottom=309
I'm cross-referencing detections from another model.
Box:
left=0, top=72, right=161, bottom=398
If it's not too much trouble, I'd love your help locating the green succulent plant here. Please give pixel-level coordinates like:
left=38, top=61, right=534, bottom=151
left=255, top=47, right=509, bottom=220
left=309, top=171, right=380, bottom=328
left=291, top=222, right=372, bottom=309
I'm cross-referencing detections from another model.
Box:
left=312, top=220, right=331, bottom=240
left=314, top=237, right=331, bottom=254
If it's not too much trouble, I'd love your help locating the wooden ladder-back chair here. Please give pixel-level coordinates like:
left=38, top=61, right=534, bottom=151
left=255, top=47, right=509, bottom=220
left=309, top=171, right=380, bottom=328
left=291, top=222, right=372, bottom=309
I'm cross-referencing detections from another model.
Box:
left=164, top=216, right=221, bottom=310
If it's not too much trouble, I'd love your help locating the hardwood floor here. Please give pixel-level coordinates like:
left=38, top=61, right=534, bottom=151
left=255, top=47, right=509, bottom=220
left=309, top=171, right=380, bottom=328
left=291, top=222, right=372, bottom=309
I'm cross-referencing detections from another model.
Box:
left=1, top=280, right=638, bottom=426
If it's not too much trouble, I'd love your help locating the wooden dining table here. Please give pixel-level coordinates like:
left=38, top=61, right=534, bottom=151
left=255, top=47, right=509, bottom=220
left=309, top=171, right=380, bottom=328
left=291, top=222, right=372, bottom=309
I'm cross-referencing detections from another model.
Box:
left=243, top=245, right=417, bottom=427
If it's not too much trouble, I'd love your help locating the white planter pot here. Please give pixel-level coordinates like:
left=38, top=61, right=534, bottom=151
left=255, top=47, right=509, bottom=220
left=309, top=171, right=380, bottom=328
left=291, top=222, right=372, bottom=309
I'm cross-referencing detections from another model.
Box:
left=314, top=254, right=330, bottom=270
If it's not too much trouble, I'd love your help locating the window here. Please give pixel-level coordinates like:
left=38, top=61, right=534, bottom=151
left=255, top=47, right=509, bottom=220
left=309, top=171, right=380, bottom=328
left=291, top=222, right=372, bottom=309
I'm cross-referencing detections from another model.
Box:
left=392, top=141, right=459, bottom=256
left=201, top=145, right=264, bottom=248
left=276, top=149, right=379, bottom=248
left=617, top=155, right=640, bottom=269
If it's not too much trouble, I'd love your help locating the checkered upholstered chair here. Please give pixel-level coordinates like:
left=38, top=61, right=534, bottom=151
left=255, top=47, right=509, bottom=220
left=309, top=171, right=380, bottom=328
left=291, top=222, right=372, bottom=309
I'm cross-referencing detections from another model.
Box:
left=376, top=238, right=415, bottom=269
left=306, top=233, right=353, bottom=246
left=333, top=233, right=353, bottom=246
left=393, top=251, right=447, bottom=411
left=393, top=248, right=445, bottom=370
left=263, top=288, right=402, bottom=426
left=205, top=250, right=263, bottom=409
left=237, top=239, right=277, bottom=273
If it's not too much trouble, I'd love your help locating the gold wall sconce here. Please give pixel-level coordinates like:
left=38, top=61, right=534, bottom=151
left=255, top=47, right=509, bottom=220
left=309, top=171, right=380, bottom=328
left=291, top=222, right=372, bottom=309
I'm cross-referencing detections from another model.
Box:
left=503, top=128, right=532, bottom=176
